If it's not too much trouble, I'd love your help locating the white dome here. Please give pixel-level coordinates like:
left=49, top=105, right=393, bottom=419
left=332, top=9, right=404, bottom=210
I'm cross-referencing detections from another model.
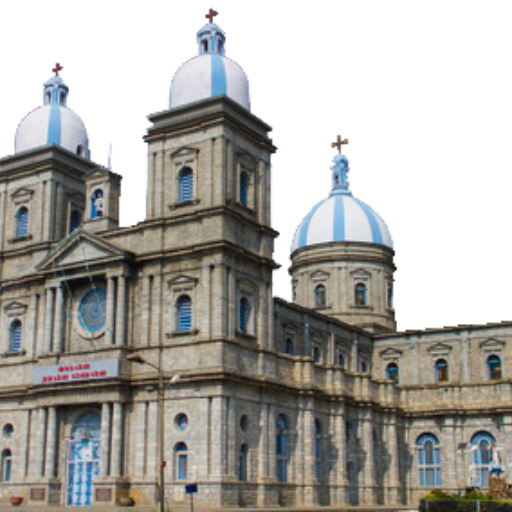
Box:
left=291, top=153, right=393, bottom=252
left=15, top=75, right=90, bottom=158
left=169, top=23, right=250, bottom=111
left=170, top=54, right=250, bottom=111
left=16, top=105, right=89, bottom=157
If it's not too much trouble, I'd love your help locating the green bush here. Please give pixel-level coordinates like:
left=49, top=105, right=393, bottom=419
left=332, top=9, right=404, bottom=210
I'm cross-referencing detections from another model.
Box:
left=462, top=489, right=492, bottom=500
left=423, top=489, right=457, bottom=500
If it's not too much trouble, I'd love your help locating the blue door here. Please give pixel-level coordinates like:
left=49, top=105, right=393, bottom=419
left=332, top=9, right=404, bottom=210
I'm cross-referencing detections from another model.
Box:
left=66, top=413, right=101, bottom=506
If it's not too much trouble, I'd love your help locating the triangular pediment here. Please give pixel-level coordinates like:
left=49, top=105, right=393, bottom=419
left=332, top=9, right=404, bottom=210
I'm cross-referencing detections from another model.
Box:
left=37, top=230, right=132, bottom=273
left=380, top=347, right=403, bottom=360
left=168, top=274, right=198, bottom=290
left=171, top=146, right=199, bottom=159
left=11, top=187, right=35, bottom=201
left=310, top=270, right=330, bottom=281
left=427, top=342, right=453, bottom=356
left=4, top=301, right=28, bottom=316
left=350, top=268, right=371, bottom=279
left=480, top=338, right=505, bottom=352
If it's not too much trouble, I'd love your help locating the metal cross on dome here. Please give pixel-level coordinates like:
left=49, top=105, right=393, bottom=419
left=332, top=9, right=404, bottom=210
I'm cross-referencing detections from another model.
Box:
left=205, top=8, right=218, bottom=23
left=332, top=135, right=349, bottom=154
left=52, top=63, right=63, bottom=77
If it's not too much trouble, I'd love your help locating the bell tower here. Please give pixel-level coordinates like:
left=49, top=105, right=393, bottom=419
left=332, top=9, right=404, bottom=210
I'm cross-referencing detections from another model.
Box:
left=143, top=13, right=277, bottom=347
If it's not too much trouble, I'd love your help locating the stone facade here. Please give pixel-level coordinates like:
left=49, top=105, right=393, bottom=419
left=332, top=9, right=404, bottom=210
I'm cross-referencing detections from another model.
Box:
left=0, top=87, right=509, bottom=511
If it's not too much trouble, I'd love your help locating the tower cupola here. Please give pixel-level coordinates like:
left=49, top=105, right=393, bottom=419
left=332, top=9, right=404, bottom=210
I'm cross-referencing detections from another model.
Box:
left=15, top=64, right=90, bottom=159
left=290, top=137, right=396, bottom=333
left=169, top=10, right=250, bottom=111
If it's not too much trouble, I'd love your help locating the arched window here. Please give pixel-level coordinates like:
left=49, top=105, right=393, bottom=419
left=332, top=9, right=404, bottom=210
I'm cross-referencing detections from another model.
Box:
left=386, top=362, right=399, bottom=383
left=179, top=167, right=193, bottom=203
left=240, top=171, right=249, bottom=206
left=176, top=442, right=188, bottom=480
left=91, top=189, right=104, bottom=219
left=315, top=419, right=322, bottom=483
left=313, top=346, right=321, bottom=363
left=471, top=432, right=496, bottom=487
left=177, top=295, right=192, bottom=332
left=9, top=319, right=22, bottom=353
left=355, top=283, right=367, bottom=306
left=387, top=282, right=393, bottom=309
left=1, top=449, right=12, bottom=482
left=337, top=351, right=345, bottom=368
left=69, top=209, right=81, bottom=234
left=488, top=355, right=502, bottom=381
left=435, top=359, right=449, bottom=383
left=417, top=433, right=441, bottom=486
left=16, top=206, right=29, bottom=238
left=315, top=284, right=326, bottom=308
left=285, top=338, right=294, bottom=355
left=76, top=144, right=84, bottom=156
left=239, top=444, right=248, bottom=481
left=239, top=297, right=250, bottom=333
left=276, top=414, right=288, bottom=482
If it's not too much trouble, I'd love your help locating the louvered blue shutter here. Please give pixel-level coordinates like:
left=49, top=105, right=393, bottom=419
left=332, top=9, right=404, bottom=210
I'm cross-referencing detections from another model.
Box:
left=69, top=210, right=81, bottom=233
left=240, top=172, right=248, bottom=206
left=177, top=295, right=192, bottom=332
left=17, top=207, right=28, bottom=238
left=239, top=298, right=249, bottom=333
left=10, top=320, right=22, bottom=353
left=179, top=168, right=193, bottom=203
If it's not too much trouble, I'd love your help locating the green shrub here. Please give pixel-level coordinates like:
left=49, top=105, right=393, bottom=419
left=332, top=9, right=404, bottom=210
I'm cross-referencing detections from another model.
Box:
left=423, top=489, right=457, bottom=500
left=462, top=489, right=492, bottom=500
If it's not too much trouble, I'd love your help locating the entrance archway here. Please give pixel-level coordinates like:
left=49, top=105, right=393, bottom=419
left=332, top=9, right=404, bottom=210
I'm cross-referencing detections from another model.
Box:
left=66, top=412, right=101, bottom=506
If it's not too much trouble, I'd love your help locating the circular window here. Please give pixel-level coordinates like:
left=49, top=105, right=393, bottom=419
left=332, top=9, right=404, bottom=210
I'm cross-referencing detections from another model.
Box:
left=240, top=415, right=249, bottom=431
left=79, top=289, right=107, bottom=333
left=3, top=424, right=13, bottom=438
left=175, top=413, right=189, bottom=431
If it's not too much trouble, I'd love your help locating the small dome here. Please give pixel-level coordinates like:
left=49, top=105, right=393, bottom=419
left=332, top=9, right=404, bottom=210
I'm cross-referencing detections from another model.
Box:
left=15, top=71, right=90, bottom=158
left=169, top=21, right=250, bottom=111
left=291, top=152, right=393, bottom=252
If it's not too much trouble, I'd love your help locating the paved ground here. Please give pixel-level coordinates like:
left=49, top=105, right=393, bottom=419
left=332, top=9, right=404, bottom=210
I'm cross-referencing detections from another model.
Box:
left=0, top=505, right=417, bottom=512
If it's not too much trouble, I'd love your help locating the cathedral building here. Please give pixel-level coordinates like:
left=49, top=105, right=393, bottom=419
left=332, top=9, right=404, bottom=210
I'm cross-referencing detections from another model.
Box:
left=0, top=12, right=510, bottom=509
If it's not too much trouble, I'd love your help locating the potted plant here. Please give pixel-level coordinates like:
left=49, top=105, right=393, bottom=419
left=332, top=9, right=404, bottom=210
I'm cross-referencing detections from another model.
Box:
left=10, top=496, right=23, bottom=506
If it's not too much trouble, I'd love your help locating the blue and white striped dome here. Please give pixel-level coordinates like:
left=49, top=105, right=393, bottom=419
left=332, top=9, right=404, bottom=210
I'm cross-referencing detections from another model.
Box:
left=291, top=154, right=393, bottom=252
left=15, top=75, right=90, bottom=158
left=169, top=22, right=250, bottom=111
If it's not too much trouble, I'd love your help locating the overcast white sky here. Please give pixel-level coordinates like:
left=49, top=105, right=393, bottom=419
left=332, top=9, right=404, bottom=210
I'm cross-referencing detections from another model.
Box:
left=1, top=0, right=512, bottom=332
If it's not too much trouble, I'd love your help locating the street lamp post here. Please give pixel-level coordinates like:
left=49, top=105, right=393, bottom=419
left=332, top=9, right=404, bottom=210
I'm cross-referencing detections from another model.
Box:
left=127, top=352, right=180, bottom=512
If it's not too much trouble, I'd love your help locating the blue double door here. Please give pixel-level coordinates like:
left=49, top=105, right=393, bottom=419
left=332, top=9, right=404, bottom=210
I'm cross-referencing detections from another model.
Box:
left=66, top=413, right=101, bottom=506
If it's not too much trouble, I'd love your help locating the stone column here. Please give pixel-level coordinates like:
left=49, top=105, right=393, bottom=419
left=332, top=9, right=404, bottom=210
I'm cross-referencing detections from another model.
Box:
left=142, top=275, right=151, bottom=346
left=115, top=276, right=126, bottom=345
left=334, top=404, right=349, bottom=504
left=303, top=403, right=316, bottom=505
left=100, top=403, right=111, bottom=477
left=210, top=397, right=227, bottom=479
left=257, top=403, right=270, bottom=481
left=151, top=274, right=162, bottom=345
left=361, top=409, right=376, bottom=505
left=228, top=268, right=236, bottom=339
left=386, top=415, right=401, bottom=504
left=45, top=406, right=58, bottom=478
left=29, top=293, right=39, bottom=358
left=44, top=288, right=54, bottom=353
left=110, top=402, right=124, bottom=477
left=106, top=277, right=115, bottom=345
left=147, top=400, right=158, bottom=478
left=38, top=407, right=48, bottom=477
left=54, top=285, right=65, bottom=353
left=0, top=190, right=5, bottom=249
